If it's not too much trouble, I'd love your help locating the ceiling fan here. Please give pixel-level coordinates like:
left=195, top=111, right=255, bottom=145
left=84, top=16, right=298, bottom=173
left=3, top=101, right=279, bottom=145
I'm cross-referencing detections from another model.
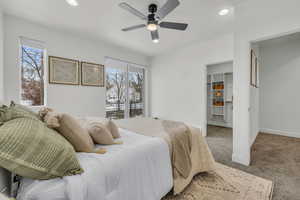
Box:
left=119, top=0, right=188, bottom=43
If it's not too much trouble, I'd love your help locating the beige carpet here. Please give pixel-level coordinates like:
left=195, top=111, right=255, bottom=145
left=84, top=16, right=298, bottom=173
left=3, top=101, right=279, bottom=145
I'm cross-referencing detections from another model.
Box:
left=206, top=125, right=300, bottom=199
left=163, top=163, right=273, bottom=200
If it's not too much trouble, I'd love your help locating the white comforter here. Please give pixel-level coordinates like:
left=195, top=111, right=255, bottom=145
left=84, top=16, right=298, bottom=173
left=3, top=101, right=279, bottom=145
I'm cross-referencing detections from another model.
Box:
left=17, top=129, right=173, bottom=200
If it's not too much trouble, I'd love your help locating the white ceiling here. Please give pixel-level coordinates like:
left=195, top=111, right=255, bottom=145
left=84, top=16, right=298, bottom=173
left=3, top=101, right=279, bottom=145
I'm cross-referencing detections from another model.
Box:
left=0, top=0, right=239, bottom=56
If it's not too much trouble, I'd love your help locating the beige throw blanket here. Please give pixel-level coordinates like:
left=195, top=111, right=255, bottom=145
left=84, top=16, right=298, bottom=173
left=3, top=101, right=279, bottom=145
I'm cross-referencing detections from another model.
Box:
left=115, top=118, right=216, bottom=194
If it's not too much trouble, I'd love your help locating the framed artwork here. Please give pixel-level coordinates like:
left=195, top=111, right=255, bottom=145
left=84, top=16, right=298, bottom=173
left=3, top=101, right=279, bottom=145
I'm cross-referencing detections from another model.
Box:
left=81, top=62, right=104, bottom=87
left=49, top=56, right=80, bottom=85
left=250, top=50, right=257, bottom=87
left=255, top=57, right=260, bottom=88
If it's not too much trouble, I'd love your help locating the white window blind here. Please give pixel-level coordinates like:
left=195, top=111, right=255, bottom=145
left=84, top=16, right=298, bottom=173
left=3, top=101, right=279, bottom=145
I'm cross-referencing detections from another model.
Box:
left=20, top=36, right=45, bottom=50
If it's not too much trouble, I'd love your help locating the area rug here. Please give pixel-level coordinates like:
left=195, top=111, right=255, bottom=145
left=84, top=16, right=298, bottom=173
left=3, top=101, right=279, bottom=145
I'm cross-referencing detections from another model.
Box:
left=163, top=163, right=273, bottom=200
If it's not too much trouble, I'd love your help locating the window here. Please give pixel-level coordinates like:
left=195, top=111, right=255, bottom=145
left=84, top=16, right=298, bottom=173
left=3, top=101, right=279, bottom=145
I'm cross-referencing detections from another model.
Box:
left=20, top=37, right=45, bottom=106
left=105, top=58, right=145, bottom=119
left=128, top=65, right=145, bottom=118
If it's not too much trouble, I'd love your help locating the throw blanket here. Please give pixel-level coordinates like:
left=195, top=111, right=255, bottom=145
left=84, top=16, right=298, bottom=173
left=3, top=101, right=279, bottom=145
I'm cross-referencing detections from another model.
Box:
left=115, top=118, right=216, bottom=194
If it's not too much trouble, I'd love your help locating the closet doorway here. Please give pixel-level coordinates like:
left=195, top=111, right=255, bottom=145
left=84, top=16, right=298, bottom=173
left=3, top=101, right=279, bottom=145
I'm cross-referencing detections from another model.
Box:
left=205, top=61, right=234, bottom=162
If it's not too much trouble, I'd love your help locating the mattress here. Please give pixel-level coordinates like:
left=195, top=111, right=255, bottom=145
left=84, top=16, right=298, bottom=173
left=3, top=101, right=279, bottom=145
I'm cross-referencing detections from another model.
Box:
left=17, top=129, right=173, bottom=200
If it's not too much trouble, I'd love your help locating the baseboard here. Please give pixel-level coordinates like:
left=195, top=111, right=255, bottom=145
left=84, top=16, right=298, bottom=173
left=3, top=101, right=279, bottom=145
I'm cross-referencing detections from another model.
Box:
left=260, top=128, right=300, bottom=139
left=232, top=152, right=250, bottom=166
left=207, top=121, right=232, bottom=128
left=250, top=131, right=259, bottom=146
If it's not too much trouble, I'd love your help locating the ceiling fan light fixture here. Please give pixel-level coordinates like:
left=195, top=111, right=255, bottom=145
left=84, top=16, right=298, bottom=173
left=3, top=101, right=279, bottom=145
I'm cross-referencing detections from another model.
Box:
left=66, top=0, right=79, bottom=7
left=147, top=23, right=158, bottom=31
left=152, top=39, right=159, bottom=43
left=218, top=9, right=229, bottom=16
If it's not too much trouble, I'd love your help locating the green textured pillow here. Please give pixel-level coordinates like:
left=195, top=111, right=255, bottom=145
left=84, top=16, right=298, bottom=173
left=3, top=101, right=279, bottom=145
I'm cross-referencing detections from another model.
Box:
left=0, top=101, right=40, bottom=122
left=0, top=117, right=83, bottom=179
left=0, top=105, right=6, bottom=124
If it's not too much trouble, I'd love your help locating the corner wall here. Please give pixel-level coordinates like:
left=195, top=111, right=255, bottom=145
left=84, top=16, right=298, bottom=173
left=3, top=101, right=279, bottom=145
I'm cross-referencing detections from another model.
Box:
left=150, top=34, right=234, bottom=134
left=234, top=0, right=300, bottom=165
left=0, top=10, right=3, bottom=101
left=0, top=9, right=10, bottom=196
left=259, top=34, right=300, bottom=138
left=249, top=44, right=260, bottom=146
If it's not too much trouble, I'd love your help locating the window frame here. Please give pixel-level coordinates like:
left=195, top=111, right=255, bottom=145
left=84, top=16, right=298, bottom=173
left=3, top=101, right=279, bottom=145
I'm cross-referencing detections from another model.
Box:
left=104, top=57, right=149, bottom=119
left=19, top=37, right=47, bottom=107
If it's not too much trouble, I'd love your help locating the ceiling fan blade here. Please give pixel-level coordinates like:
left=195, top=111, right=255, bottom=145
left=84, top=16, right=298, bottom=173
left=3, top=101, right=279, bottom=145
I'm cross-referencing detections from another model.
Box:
left=122, top=24, right=146, bottom=32
left=119, top=2, right=147, bottom=20
left=159, top=22, right=188, bottom=31
left=156, top=0, right=180, bottom=20
left=151, top=30, right=159, bottom=42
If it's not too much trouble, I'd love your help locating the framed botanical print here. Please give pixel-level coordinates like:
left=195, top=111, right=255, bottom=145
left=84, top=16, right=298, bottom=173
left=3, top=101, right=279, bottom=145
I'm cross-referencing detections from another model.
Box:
left=255, top=57, right=260, bottom=88
left=250, top=50, right=257, bottom=87
left=49, top=56, right=80, bottom=85
left=81, top=62, right=104, bottom=87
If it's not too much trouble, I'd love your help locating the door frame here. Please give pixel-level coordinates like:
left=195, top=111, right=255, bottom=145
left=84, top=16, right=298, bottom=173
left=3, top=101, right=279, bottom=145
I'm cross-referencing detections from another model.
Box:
left=202, top=60, right=234, bottom=137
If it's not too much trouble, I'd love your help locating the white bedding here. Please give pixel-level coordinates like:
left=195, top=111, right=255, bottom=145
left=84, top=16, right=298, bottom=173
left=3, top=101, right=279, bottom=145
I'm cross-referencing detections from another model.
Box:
left=17, top=129, right=173, bottom=200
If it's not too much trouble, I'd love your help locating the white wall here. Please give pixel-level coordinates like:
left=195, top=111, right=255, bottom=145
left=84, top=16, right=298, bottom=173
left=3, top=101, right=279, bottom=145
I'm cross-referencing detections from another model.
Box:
left=3, top=15, right=149, bottom=117
left=234, top=0, right=300, bottom=165
left=0, top=9, right=10, bottom=196
left=151, top=34, right=234, bottom=135
left=249, top=44, right=260, bottom=145
left=0, top=10, right=3, bottom=101
left=207, top=61, right=233, bottom=74
left=259, top=34, right=300, bottom=138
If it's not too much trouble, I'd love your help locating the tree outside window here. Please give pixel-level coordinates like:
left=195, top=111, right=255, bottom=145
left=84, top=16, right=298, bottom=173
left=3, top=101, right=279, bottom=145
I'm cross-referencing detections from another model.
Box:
left=21, top=45, right=45, bottom=106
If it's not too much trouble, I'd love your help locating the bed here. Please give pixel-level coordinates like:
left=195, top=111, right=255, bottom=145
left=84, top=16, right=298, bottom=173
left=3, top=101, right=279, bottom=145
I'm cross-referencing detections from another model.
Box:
left=17, top=128, right=173, bottom=200
left=15, top=117, right=215, bottom=200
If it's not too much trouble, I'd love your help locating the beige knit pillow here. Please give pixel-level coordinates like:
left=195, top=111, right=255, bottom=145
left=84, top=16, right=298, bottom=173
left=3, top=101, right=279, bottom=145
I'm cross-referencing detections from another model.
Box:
left=107, top=120, right=120, bottom=139
left=39, top=107, right=59, bottom=128
left=57, top=114, right=95, bottom=153
left=81, top=117, right=121, bottom=139
left=87, top=122, right=115, bottom=145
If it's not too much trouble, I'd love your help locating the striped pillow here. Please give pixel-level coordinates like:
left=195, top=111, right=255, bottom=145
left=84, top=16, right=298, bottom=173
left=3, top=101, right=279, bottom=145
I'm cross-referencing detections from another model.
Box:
left=0, top=102, right=40, bottom=122
left=0, top=117, right=83, bottom=179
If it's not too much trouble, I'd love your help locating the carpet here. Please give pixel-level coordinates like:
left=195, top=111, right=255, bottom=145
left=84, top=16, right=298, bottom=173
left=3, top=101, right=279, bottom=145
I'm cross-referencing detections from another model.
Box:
left=163, top=163, right=273, bottom=200
left=206, top=125, right=300, bottom=199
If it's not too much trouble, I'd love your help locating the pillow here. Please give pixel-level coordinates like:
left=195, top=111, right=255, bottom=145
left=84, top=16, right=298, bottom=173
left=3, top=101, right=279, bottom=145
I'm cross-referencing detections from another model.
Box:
left=87, top=122, right=115, bottom=145
left=108, top=120, right=121, bottom=139
left=0, top=117, right=83, bottom=180
left=44, top=111, right=61, bottom=128
left=56, top=114, right=96, bottom=153
left=0, top=105, right=5, bottom=124
left=0, top=100, right=5, bottom=106
left=39, top=107, right=61, bottom=128
left=79, top=117, right=120, bottom=139
left=0, top=101, right=40, bottom=122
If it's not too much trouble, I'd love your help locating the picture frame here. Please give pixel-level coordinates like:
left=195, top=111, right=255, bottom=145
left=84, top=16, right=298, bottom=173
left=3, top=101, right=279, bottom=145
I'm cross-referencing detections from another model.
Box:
left=49, top=56, right=80, bottom=85
left=250, top=50, right=257, bottom=87
left=81, top=62, right=104, bottom=87
left=255, top=57, right=260, bottom=88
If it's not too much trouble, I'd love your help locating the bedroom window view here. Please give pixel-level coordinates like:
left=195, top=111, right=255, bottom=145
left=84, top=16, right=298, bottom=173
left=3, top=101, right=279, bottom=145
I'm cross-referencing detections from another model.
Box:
left=20, top=38, right=45, bottom=106
left=106, top=67, right=126, bottom=119
left=105, top=58, right=145, bottom=119
left=128, top=67, right=145, bottom=118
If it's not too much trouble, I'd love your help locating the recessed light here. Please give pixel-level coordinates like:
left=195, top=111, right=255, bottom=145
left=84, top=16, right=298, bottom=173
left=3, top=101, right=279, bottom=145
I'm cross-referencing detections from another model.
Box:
left=218, top=9, right=229, bottom=16
left=66, top=0, right=79, bottom=7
